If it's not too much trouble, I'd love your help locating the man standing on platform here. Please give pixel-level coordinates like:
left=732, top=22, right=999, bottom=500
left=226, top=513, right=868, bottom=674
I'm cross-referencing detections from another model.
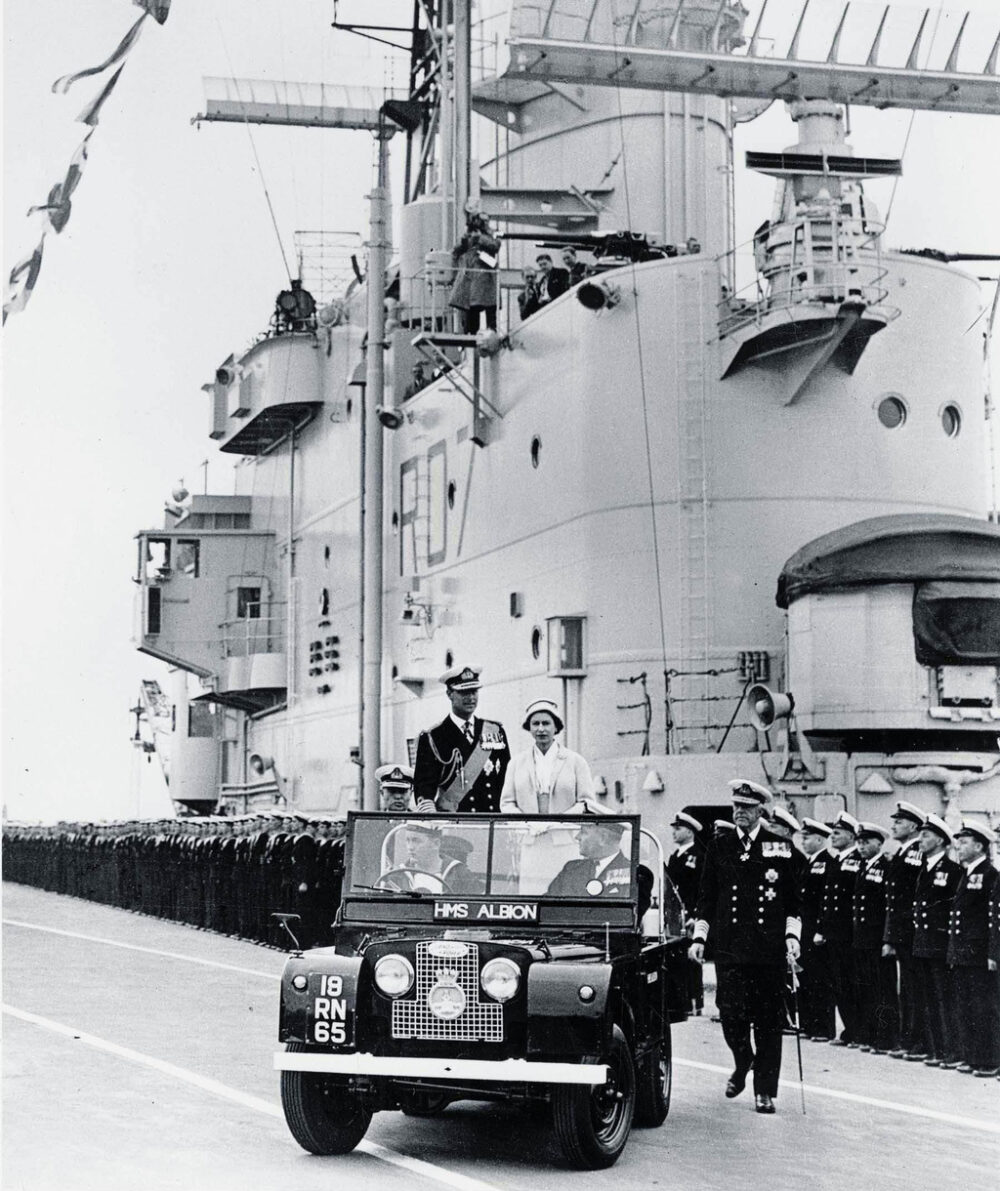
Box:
left=689, top=779, right=801, bottom=1116
left=882, top=801, right=927, bottom=1060
left=667, top=810, right=706, bottom=1015
left=413, top=666, right=510, bottom=813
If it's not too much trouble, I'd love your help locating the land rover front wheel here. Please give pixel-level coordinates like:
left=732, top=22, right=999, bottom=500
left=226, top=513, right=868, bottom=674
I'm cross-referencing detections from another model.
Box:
left=280, top=1043, right=372, bottom=1154
left=634, top=1027, right=672, bottom=1127
left=552, top=1025, right=636, bottom=1169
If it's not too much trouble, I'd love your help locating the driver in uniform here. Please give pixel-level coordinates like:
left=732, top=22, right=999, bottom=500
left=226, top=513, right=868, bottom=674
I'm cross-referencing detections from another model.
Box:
left=397, top=822, right=477, bottom=894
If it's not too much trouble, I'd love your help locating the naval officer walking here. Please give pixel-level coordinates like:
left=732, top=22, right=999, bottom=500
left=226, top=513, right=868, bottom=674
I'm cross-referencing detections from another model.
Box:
left=413, top=666, right=510, bottom=813
left=689, top=779, right=802, bottom=1115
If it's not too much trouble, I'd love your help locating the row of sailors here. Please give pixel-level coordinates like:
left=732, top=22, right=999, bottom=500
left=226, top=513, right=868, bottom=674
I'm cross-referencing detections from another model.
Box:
left=1, top=813, right=345, bottom=950
left=668, top=799, right=1000, bottom=1078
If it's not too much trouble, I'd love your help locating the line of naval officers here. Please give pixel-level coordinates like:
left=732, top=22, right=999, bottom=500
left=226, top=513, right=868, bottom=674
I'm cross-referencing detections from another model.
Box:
left=669, top=787, right=1000, bottom=1101
left=1, top=812, right=347, bottom=950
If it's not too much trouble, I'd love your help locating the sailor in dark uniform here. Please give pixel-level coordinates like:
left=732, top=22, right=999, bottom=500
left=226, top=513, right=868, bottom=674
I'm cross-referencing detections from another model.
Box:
left=690, top=779, right=802, bottom=1115
left=666, top=811, right=706, bottom=1014
left=547, top=819, right=632, bottom=897
left=852, top=823, right=898, bottom=1054
left=413, top=666, right=510, bottom=813
left=882, top=800, right=927, bottom=1060
left=397, top=821, right=477, bottom=894
left=375, top=763, right=416, bottom=812
left=798, top=818, right=836, bottom=1041
left=947, top=819, right=999, bottom=1076
left=816, top=811, right=862, bottom=1046
left=911, top=813, right=961, bottom=1067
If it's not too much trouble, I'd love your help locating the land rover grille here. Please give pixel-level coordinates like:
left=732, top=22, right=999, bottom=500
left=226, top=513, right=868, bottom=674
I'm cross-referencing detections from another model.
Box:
left=391, top=941, right=504, bottom=1042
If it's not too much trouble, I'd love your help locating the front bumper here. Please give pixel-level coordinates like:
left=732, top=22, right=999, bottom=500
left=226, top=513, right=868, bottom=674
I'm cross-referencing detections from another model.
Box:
left=274, top=1051, right=607, bottom=1085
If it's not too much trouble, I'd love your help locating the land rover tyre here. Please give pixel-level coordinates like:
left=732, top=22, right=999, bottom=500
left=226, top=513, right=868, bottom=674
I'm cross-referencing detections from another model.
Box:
left=552, top=1025, right=636, bottom=1169
left=279, top=1043, right=372, bottom=1154
left=634, top=1027, right=672, bottom=1127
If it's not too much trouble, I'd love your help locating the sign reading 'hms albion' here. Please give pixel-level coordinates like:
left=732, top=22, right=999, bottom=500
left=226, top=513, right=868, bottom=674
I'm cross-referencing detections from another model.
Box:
left=433, top=901, right=539, bottom=922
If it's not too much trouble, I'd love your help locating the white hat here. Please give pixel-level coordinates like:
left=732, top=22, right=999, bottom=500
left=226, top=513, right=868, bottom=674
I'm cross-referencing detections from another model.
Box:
left=728, top=779, right=772, bottom=806
left=770, top=806, right=801, bottom=833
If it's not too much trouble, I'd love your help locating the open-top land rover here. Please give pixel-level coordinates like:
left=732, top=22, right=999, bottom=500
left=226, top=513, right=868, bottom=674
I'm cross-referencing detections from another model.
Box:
left=274, top=811, right=690, bottom=1168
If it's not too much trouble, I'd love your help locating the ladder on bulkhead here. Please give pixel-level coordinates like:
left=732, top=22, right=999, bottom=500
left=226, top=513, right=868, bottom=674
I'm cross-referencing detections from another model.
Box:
left=674, top=270, right=711, bottom=750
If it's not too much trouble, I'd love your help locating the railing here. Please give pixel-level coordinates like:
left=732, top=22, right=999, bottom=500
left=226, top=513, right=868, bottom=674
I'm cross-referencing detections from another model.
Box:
left=219, top=611, right=285, bottom=659
left=397, top=262, right=506, bottom=335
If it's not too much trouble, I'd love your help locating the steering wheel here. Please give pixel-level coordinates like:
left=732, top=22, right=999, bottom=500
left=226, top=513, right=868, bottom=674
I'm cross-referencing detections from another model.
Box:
left=374, top=867, right=447, bottom=894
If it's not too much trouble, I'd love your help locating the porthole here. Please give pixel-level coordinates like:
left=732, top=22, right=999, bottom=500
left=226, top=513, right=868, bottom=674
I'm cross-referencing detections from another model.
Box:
left=530, top=436, right=541, bottom=468
left=447, top=480, right=456, bottom=509
left=392, top=511, right=399, bottom=531
left=323, top=545, right=331, bottom=565
left=941, top=404, right=962, bottom=438
left=444, top=649, right=454, bottom=669
left=531, top=626, right=542, bottom=660
left=876, top=394, right=907, bottom=429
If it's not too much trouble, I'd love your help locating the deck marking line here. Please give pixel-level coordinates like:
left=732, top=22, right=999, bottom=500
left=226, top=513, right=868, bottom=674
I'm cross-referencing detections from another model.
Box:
left=3, top=919, right=281, bottom=981
left=3, top=1004, right=505, bottom=1191
left=674, top=1057, right=1000, bottom=1134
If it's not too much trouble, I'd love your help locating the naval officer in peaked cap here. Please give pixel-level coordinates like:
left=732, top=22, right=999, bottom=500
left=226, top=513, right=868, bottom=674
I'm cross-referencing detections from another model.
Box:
left=667, top=810, right=707, bottom=1015
left=911, top=813, right=962, bottom=1067
left=413, top=666, right=510, bottom=813
left=816, top=810, right=862, bottom=1046
left=690, top=779, right=802, bottom=1114
left=883, top=800, right=928, bottom=1059
left=947, top=819, right=1000, bottom=1076
left=375, top=763, right=415, bottom=812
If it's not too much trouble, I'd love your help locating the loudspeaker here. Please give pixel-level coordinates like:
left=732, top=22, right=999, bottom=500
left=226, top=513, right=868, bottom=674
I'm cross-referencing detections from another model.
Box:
left=248, top=753, right=273, bottom=777
left=747, top=684, right=794, bottom=731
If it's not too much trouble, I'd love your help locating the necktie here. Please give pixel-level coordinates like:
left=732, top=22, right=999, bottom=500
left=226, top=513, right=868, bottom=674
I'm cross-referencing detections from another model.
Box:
left=463, top=720, right=474, bottom=744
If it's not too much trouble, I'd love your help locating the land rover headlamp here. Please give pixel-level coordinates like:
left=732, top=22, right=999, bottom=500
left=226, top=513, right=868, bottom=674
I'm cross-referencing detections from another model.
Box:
left=373, top=954, right=414, bottom=997
left=480, top=957, right=520, bottom=1003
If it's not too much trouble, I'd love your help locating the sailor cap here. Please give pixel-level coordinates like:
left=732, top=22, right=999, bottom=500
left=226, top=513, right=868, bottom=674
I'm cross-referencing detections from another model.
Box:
left=857, top=821, right=888, bottom=842
left=671, top=811, right=702, bottom=833
left=800, top=817, right=833, bottom=837
left=728, top=778, right=772, bottom=806
left=769, top=805, right=800, bottom=832
left=832, top=812, right=860, bottom=835
left=954, top=818, right=994, bottom=846
left=440, top=665, right=482, bottom=690
left=921, top=812, right=953, bottom=844
left=375, top=763, right=414, bottom=787
left=403, top=820, right=442, bottom=837
left=890, top=801, right=924, bottom=825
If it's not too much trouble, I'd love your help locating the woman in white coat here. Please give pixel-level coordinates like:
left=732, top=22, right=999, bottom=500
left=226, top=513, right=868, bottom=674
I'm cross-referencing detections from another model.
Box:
left=500, top=699, right=594, bottom=813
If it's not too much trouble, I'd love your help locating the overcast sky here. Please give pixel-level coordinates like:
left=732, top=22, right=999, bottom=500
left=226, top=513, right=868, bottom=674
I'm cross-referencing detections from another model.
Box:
left=3, top=0, right=999, bottom=823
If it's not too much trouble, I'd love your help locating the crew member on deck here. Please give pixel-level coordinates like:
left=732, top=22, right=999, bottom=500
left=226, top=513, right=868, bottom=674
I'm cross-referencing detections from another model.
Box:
left=947, top=819, right=999, bottom=1076
left=911, top=813, right=961, bottom=1068
left=376, top=764, right=415, bottom=812
left=882, top=801, right=927, bottom=1060
left=798, top=818, right=836, bottom=1041
left=852, top=822, right=898, bottom=1054
left=690, top=779, right=802, bottom=1115
left=413, top=666, right=510, bottom=813
left=816, top=811, right=862, bottom=1046
left=666, top=811, right=706, bottom=1015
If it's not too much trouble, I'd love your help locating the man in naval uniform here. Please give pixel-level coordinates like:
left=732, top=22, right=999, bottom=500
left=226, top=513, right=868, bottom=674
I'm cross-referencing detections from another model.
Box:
left=666, top=811, right=706, bottom=1014
left=797, top=818, right=836, bottom=1041
left=882, top=801, right=927, bottom=1060
left=413, top=666, right=510, bottom=813
left=910, top=813, right=961, bottom=1067
left=815, top=811, right=862, bottom=1046
left=947, top=820, right=999, bottom=1076
left=689, top=779, right=802, bottom=1115
left=376, top=763, right=416, bottom=812
left=852, top=823, right=898, bottom=1054
left=547, top=819, right=633, bottom=897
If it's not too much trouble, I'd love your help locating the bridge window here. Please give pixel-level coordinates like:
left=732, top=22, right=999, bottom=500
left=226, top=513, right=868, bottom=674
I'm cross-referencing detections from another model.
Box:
left=941, top=404, right=962, bottom=438
left=237, top=587, right=262, bottom=619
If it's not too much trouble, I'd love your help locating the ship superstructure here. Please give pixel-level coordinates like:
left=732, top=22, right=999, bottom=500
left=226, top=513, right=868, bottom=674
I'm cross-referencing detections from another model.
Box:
left=134, top=1, right=1000, bottom=837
